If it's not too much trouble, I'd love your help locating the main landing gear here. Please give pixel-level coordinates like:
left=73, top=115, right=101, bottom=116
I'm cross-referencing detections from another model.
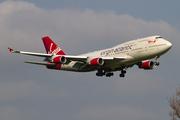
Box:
left=106, top=72, right=114, bottom=77
left=96, top=68, right=127, bottom=78
left=96, top=69, right=105, bottom=77
left=96, top=69, right=114, bottom=77
left=119, top=69, right=126, bottom=78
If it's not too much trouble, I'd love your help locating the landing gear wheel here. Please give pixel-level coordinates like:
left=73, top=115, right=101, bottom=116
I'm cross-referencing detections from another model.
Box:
left=122, top=70, right=126, bottom=74
left=119, top=74, right=125, bottom=77
left=106, top=74, right=110, bottom=77
left=96, top=68, right=104, bottom=77
left=106, top=72, right=114, bottom=77
left=96, top=72, right=102, bottom=77
left=155, top=62, right=160, bottom=66
left=119, top=68, right=126, bottom=77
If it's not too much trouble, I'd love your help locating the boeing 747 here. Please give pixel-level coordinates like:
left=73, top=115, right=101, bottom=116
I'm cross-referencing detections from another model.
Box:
left=8, top=35, right=172, bottom=77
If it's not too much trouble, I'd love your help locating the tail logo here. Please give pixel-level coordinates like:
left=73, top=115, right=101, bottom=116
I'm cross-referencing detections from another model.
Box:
left=48, top=43, right=61, bottom=54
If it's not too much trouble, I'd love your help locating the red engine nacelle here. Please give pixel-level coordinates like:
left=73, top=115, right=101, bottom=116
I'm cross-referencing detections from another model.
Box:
left=52, top=56, right=67, bottom=64
left=89, top=58, right=104, bottom=66
left=140, top=61, right=156, bottom=70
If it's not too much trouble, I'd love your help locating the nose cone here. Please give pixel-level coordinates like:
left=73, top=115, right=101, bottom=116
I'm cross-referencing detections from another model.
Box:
left=166, top=40, right=172, bottom=49
left=154, top=38, right=172, bottom=56
left=161, top=39, right=172, bottom=54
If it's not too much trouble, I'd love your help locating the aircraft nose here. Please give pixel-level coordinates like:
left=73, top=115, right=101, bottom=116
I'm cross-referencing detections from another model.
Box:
left=166, top=40, right=172, bottom=49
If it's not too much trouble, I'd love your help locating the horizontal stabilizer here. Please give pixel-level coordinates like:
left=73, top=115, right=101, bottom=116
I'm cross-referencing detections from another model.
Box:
left=24, top=61, right=55, bottom=66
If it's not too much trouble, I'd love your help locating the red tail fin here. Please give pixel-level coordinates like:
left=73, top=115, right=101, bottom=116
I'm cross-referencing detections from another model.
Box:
left=42, top=36, right=66, bottom=55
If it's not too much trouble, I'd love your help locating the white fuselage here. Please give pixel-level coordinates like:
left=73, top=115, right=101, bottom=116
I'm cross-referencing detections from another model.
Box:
left=60, top=35, right=172, bottom=72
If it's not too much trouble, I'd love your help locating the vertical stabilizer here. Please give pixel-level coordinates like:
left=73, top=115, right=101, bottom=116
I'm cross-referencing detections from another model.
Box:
left=42, top=36, right=66, bottom=55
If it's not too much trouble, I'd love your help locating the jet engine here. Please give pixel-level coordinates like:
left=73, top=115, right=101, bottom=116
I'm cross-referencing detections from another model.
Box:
left=139, top=61, right=156, bottom=70
left=89, top=58, right=104, bottom=66
left=52, top=56, right=67, bottom=64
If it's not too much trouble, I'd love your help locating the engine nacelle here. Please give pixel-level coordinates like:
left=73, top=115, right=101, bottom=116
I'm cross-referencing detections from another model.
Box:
left=52, top=56, right=67, bottom=64
left=89, top=58, right=104, bottom=66
left=140, top=61, right=156, bottom=70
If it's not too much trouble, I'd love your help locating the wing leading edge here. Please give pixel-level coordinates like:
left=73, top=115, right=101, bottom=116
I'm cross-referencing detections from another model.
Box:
left=8, top=47, right=52, bottom=57
left=8, top=47, right=127, bottom=66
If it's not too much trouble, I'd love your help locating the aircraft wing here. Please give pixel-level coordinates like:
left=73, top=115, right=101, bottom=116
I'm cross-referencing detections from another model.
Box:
left=8, top=47, right=128, bottom=66
left=102, top=56, right=127, bottom=60
left=8, top=48, right=88, bottom=61
left=8, top=47, right=127, bottom=59
left=65, top=56, right=126, bottom=61
left=8, top=47, right=52, bottom=57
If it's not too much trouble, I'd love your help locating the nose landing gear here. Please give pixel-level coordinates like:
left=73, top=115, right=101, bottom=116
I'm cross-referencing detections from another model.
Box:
left=155, top=56, right=160, bottom=66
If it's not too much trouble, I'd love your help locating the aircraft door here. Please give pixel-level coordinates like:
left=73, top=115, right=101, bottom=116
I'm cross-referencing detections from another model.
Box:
left=144, top=46, right=148, bottom=52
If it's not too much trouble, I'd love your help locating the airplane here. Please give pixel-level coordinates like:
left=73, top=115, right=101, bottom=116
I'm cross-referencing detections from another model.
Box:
left=8, top=35, right=172, bottom=77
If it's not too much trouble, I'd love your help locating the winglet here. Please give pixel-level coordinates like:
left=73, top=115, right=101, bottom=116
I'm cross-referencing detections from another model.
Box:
left=8, top=47, right=14, bottom=52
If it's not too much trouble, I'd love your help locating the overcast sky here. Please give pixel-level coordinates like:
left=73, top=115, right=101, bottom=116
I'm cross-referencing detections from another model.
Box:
left=1, top=0, right=180, bottom=120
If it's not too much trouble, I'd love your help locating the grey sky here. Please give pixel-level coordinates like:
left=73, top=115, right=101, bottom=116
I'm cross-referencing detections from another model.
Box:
left=20, top=0, right=180, bottom=27
left=1, top=0, right=179, bottom=120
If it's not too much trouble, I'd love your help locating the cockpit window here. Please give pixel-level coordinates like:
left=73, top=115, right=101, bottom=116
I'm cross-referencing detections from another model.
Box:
left=155, top=37, right=163, bottom=39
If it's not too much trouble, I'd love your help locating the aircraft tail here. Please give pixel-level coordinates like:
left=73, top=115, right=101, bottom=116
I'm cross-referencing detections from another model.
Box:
left=42, top=36, right=66, bottom=55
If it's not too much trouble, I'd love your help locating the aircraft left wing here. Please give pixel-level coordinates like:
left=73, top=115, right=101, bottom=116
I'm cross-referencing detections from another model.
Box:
left=8, top=47, right=89, bottom=61
left=8, top=47, right=52, bottom=57
left=65, top=56, right=126, bottom=61
left=8, top=47, right=128, bottom=66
